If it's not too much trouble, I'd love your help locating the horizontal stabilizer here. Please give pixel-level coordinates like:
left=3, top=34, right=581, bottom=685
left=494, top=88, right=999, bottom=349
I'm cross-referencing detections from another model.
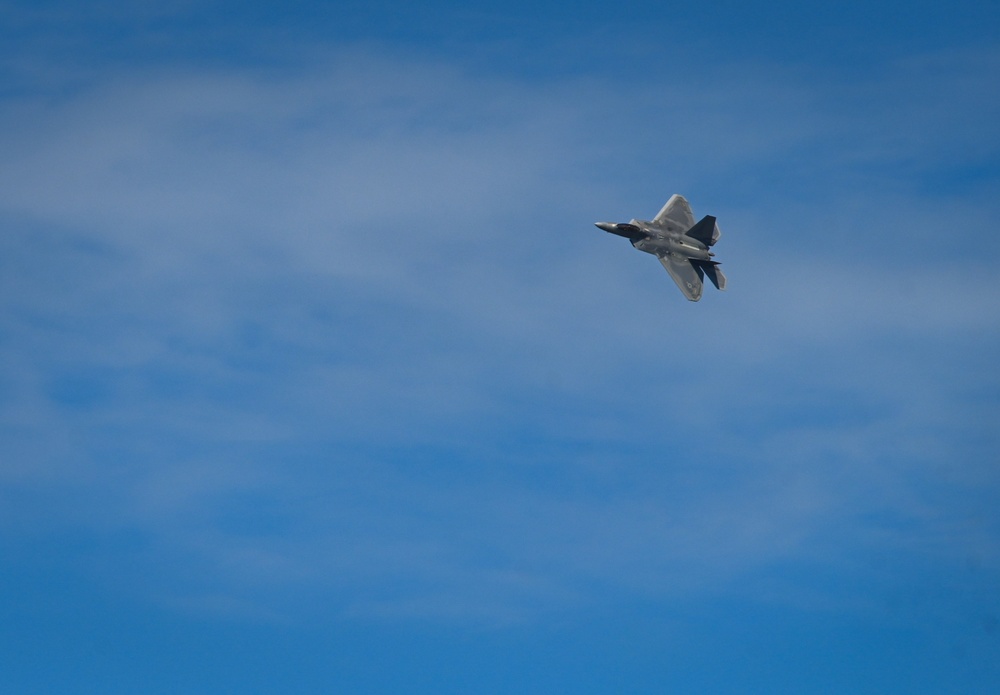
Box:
left=685, top=215, right=718, bottom=247
left=692, top=259, right=727, bottom=291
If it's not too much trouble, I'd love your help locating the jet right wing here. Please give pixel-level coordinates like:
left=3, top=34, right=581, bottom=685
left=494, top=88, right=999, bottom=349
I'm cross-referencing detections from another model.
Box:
left=653, top=194, right=695, bottom=230
left=658, top=254, right=704, bottom=301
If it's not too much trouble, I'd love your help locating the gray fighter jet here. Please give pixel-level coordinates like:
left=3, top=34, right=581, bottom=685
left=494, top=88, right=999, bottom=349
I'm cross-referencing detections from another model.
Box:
left=596, top=194, right=727, bottom=301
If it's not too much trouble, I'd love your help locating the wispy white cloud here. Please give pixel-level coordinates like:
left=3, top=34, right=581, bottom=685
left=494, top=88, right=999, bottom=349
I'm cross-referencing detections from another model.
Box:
left=0, top=45, right=998, bottom=624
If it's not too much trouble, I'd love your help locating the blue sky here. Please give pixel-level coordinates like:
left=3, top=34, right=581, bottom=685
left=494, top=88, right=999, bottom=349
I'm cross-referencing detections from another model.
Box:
left=1, top=1, right=999, bottom=693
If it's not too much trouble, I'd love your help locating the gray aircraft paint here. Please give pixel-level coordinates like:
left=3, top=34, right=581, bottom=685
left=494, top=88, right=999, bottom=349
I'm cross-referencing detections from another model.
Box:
left=596, top=194, right=727, bottom=302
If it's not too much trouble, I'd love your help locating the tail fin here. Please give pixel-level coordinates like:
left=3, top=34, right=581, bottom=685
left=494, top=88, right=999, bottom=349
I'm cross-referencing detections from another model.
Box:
left=685, top=215, right=718, bottom=247
left=692, top=260, right=727, bottom=291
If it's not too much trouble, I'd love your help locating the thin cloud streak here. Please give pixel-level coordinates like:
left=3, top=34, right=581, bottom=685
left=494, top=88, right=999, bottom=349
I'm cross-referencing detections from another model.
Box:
left=0, top=47, right=998, bottom=624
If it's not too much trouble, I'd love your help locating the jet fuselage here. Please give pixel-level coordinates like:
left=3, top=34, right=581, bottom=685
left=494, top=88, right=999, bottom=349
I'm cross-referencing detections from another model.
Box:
left=595, top=219, right=714, bottom=262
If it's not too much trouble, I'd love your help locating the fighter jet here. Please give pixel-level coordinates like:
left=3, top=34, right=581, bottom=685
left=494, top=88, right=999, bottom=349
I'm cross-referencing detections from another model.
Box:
left=596, top=194, right=727, bottom=301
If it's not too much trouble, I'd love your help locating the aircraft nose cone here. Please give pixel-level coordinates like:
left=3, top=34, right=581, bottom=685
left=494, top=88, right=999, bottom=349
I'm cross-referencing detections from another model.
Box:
left=595, top=222, right=617, bottom=233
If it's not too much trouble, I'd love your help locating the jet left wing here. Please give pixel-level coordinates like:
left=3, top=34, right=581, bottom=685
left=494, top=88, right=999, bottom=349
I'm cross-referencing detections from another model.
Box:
left=653, top=194, right=695, bottom=230
left=658, top=254, right=704, bottom=301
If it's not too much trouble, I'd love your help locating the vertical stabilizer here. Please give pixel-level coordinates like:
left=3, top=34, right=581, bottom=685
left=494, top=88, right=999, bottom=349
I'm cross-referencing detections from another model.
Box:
left=685, top=215, right=718, bottom=247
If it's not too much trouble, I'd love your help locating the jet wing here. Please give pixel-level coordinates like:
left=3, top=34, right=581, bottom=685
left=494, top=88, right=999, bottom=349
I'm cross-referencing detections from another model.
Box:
left=658, top=254, right=704, bottom=301
left=653, top=194, right=695, bottom=230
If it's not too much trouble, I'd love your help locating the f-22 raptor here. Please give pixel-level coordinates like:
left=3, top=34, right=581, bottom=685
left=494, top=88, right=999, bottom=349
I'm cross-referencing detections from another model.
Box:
left=596, top=194, right=726, bottom=301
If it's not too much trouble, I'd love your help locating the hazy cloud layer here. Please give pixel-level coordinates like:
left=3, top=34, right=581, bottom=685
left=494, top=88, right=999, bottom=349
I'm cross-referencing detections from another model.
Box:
left=1, top=46, right=998, bottom=625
